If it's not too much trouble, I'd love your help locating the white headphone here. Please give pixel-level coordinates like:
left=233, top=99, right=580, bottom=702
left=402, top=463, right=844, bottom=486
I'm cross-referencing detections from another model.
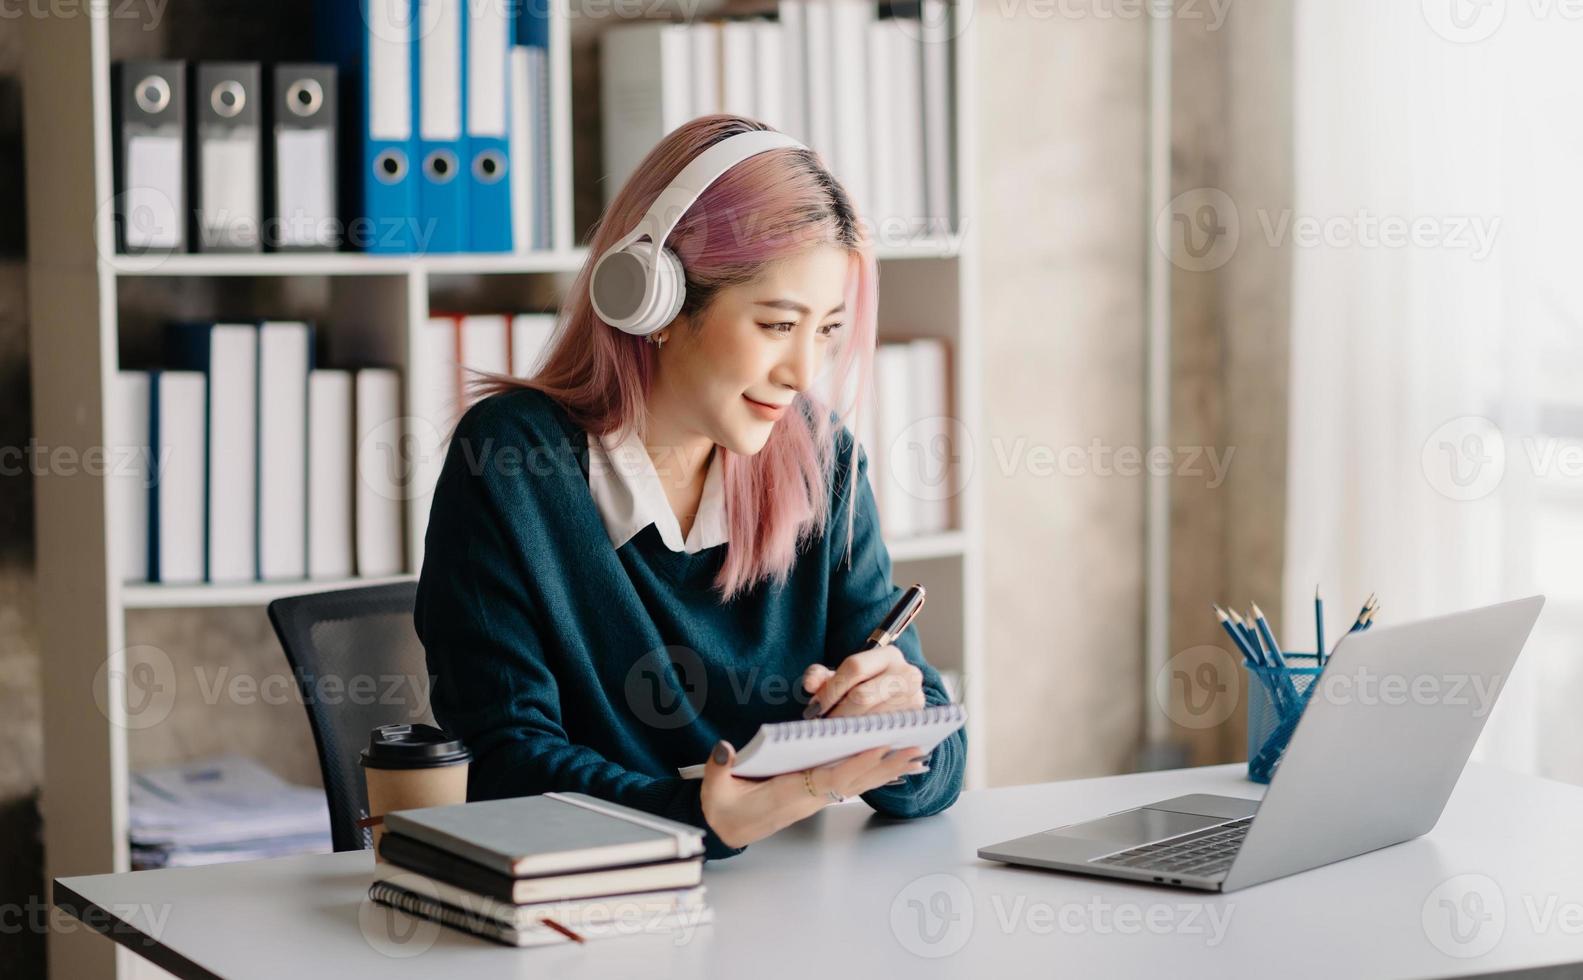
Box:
left=590, top=129, right=808, bottom=337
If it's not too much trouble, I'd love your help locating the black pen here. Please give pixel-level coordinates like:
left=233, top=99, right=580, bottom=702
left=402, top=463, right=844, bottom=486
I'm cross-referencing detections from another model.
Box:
left=804, top=585, right=927, bottom=719
left=862, top=584, right=927, bottom=650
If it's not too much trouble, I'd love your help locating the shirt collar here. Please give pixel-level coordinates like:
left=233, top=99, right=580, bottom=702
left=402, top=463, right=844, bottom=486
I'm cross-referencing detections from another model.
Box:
left=586, top=428, right=728, bottom=554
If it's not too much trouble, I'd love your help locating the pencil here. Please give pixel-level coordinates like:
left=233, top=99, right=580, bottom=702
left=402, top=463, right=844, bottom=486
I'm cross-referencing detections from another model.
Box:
left=1315, top=586, right=1326, bottom=667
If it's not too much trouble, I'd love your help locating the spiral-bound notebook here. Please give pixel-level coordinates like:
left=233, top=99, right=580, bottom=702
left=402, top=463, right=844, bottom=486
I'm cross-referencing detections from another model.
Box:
left=678, top=704, right=967, bottom=779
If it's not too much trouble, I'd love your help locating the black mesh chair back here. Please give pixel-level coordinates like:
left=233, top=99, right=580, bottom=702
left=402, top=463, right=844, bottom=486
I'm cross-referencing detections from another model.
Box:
left=267, top=581, right=431, bottom=852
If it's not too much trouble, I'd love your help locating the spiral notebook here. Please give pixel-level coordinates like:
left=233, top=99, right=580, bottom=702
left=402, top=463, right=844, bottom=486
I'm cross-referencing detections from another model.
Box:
left=677, top=704, right=967, bottom=779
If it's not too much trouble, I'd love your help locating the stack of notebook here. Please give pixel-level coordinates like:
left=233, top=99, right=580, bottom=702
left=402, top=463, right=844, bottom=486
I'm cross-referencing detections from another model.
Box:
left=371, top=792, right=710, bottom=948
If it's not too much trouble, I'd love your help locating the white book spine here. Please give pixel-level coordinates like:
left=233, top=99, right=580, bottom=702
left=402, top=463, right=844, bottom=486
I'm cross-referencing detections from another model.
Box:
left=354, top=368, right=405, bottom=577
left=207, top=324, right=259, bottom=583
left=688, top=23, right=721, bottom=118
left=802, top=0, right=834, bottom=162
left=307, top=370, right=355, bottom=580
left=865, top=20, right=895, bottom=234
left=509, top=47, right=538, bottom=255
left=511, top=313, right=557, bottom=378
left=828, top=0, right=874, bottom=220
left=458, top=314, right=511, bottom=408
left=777, top=0, right=807, bottom=143
left=873, top=343, right=915, bottom=538
left=908, top=338, right=952, bottom=534
left=920, top=0, right=954, bottom=231
left=110, top=372, right=152, bottom=583
left=888, top=20, right=929, bottom=236
left=752, top=21, right=785, bottom=134
left=601, top=24, right=692, bottom=205
left=720, top=21, right=757, bottom=118
left=413, top=317, right=461, bottom=551
left=257, top=321, right=312, bottom=581
left=153, top=372, right=207, bottom=584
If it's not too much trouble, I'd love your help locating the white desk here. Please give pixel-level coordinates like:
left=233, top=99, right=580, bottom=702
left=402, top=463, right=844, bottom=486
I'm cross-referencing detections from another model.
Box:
left=55, top=763, right=1583, bottom=979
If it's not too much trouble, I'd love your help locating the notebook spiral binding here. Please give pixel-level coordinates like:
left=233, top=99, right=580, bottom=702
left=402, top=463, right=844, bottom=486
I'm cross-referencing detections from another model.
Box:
left=766, top=704, right=966, bottom=741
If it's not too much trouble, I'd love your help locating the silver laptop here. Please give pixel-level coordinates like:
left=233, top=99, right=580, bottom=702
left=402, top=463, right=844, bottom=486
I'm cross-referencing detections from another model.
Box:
left=978, top=596, right=1544, bottom=892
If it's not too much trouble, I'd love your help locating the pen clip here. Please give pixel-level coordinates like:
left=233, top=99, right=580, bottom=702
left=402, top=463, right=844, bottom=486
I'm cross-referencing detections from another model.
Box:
left=892, top=590, right=927, bottom=639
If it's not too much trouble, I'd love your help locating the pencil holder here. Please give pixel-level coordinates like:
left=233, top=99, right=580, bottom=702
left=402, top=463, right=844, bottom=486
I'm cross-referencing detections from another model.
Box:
left=1244, top=654, right=1322, bottom=784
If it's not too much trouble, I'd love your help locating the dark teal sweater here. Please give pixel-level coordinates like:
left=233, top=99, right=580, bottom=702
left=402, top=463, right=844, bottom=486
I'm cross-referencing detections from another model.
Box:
left=415, top=388, right=965, bottom=859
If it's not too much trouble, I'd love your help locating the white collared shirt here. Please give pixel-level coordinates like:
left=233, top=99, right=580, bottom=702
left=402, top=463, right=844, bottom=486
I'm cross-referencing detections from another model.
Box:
left=585, top=429, right=729, bottom=554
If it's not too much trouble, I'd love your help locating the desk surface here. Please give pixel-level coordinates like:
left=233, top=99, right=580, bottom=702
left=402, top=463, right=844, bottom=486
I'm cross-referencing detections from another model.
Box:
left=56, top=763, right=1583, bottom=980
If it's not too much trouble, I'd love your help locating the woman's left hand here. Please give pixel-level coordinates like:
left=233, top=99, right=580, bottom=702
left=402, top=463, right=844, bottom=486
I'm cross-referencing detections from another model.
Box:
left=801, top=645, right=926, bottom=718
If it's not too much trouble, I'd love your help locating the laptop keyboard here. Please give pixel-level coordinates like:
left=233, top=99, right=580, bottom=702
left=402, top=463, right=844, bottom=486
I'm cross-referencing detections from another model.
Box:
left=1088, top=817, right=1253, bottom=878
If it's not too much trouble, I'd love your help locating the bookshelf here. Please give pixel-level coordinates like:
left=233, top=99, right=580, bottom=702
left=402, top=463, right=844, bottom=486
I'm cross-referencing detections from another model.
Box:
left=23, top=3, right=978, bottom=978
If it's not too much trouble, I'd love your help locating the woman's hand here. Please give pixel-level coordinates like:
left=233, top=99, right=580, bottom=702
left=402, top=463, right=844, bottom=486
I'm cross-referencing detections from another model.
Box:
left=699, top=741, right=928, bottom=849
left=801, top=644, right=926, bottom=718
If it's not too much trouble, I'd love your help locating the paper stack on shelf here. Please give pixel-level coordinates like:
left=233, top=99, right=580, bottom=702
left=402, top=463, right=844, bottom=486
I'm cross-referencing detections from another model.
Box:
left=128, top=754, right=332, bottom=870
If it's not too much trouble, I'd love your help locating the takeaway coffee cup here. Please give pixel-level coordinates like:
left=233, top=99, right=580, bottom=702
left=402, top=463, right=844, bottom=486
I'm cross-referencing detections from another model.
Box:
left=360, top=723, right=472, bottom=859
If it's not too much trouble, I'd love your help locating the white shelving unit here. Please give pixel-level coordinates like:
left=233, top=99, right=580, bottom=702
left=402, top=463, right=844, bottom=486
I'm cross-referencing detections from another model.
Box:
left=23, top=4, right=978, bottom=979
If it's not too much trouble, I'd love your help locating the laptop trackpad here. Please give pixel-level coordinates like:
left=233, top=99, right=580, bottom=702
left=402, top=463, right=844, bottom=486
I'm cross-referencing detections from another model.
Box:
left=1051, top=807, right=1226, bottom=846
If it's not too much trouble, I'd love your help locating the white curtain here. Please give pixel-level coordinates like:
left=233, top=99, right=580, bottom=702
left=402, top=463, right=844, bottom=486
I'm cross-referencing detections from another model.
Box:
left=1284, top=1, right=1583, bottom=781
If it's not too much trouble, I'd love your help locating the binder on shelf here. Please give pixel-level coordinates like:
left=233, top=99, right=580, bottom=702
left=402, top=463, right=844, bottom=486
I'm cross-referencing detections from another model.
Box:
left=751, top=20, right=786, bottom=137
left=165, top=322, right=259, bottom=583
left=466, top=0, right=513, bottom=252
left=511, top=314, right=556, bottom=377
left=801, top=1, right=835, bottom=164
left=508, top=47, right=537, bottom=255
left=600, top=23, right=692, bottom=205
left=872, top=343, right=915, bottom=538
left=354, top=368, right=405, bottom=577
left=688, top=22, right=721, bottom=118
left=413, top=317, right=461, bottom=550
left=317, top=0, right=418, bottom=253
left=269, top=64, right=339, bottom=251
left=720, top=20, right=757, bottom=118
left=112, top=60, right=186, bottom=255
left=920, top=0, right=956, bottom=232
left=149, top=371, right=207, bottom=585
left=307, top=370, right=355, bottom=580
left=458, top=314, right=510, bottom=406
left=111, top=372, right=152, bottom=584
left=776, top=1, right=807, bottom=144
left=416, top=0, right=467, bottom=253
left=828, top=0, right=874, bottom=220
left=907, top=338, right=951, bottom=534
left=884, top=18, right=928, bottom=236
left=190, top=62, right=263, bottom=253
left=257, top=321, right=314, bottom=581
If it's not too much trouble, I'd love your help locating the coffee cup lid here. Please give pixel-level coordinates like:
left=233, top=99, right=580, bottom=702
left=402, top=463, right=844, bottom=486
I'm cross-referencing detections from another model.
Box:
left=360, top=723, right=472, bottom=770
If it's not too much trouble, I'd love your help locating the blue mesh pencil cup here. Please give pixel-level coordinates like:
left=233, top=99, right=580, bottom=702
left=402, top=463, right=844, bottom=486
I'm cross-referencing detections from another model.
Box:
left=1244, top=653, right=1322, bottom=783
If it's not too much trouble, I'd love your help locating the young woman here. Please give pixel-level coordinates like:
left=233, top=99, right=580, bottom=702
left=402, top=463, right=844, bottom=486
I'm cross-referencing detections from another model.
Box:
left=416, top=115, right=965, bottom=859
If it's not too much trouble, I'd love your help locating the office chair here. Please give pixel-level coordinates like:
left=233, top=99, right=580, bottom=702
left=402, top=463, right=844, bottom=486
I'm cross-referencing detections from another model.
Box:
left=267, top=581, right=432, bottom=852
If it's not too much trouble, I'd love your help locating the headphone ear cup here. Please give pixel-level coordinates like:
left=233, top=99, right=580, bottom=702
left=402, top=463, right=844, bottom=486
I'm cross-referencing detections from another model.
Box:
left=648, top=244, right=687, bottom=331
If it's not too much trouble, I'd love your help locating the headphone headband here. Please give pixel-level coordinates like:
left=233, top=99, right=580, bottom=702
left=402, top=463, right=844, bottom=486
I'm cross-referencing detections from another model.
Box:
left=591, top=129, right=808, bottom=336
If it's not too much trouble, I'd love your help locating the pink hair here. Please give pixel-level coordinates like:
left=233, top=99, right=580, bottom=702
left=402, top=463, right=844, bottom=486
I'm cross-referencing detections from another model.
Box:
left=480, top=114, right=878, bottom=601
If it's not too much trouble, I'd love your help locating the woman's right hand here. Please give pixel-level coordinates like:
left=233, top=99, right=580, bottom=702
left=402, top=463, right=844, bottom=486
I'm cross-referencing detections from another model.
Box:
left=698, top=741, right=929, bottom=850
